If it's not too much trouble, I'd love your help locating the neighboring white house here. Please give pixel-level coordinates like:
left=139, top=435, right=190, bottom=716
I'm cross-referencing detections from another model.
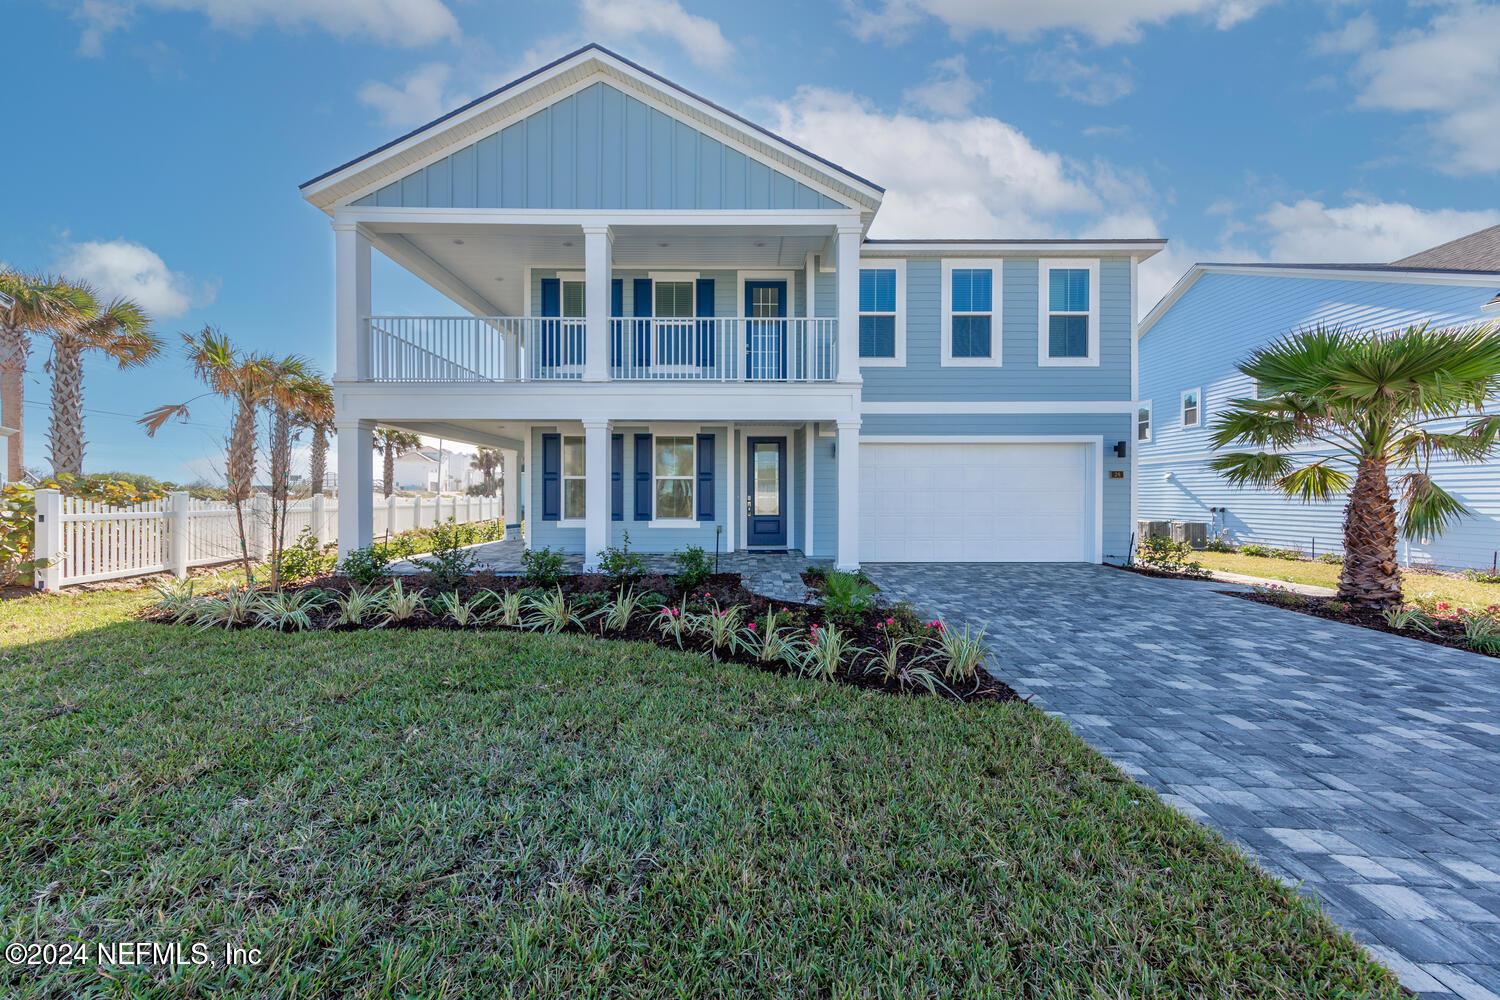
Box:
left=1138, top=225, right=1500, bottom=571
left=391, top=446, right=480, bottom=493
left=303, top=44, right=1162, bottom=569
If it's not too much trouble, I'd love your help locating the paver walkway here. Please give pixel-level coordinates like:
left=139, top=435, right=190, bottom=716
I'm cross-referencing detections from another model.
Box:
left=865, top=562, right=1500, bottom=1000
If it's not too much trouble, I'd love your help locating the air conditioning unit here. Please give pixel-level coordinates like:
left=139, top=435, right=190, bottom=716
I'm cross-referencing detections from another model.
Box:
left=1137, top=520, right=1170, bottom=540
left=1170, top=521, right=1208, bottom=548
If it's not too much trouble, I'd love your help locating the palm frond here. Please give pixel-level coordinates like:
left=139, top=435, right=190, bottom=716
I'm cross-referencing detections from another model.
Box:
left=1207, top=451, right=1296, bottom=489
left=1399, top=472, right=1472, bottom=540
left=1392, top=415, right=1500, bottom=466
left=139, top=403, right=192, bottom=436
left=1274, top=461, right=1351, bottom=502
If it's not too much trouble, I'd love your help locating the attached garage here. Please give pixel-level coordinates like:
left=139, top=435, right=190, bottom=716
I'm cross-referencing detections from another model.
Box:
left=858, top=440, right=1097, bottom=563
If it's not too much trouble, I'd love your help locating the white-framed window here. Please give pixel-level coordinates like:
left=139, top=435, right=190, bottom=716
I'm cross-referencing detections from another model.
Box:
left=561, top=434, right=586, bottom=522
left=653, top=434, right=696, bottom=521
left=554, top=271, right=586, bottom=317
left=940, top=259, right=1001, bottom=367
left=1137, top=400, right=1152, bottom=442
left=858, top=260, right=906, bottom=366
left=1038, top=258, right=1100, bottom=366
left=1181, top=388, right=1202, bottom=428
left=654, top=280, right=695, bottom=318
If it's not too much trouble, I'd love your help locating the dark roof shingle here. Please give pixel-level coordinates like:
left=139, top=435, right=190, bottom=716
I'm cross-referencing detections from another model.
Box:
left=1391, top=224, right=1500, bottom=271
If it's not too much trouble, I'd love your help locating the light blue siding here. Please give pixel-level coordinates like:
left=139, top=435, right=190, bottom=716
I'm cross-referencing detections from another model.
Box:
left=812, top=432, right=836, bottom=559
left=530, top=268, right=739, bottom=316
left=1139, top=271, right=1500, bottom=569
left=352, top=82, right=848, bottom=211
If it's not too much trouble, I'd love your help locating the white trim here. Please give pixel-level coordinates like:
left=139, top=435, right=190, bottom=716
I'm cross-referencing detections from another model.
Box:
left=1038, top=258, right=1100, bottom=367
left=560, top=432, right=587, bottom=519
left=735, top=269, right=797, bottom=322
left=804, top=252, right=816, bottom=319
left=648, top=270, right=700, bottom=282
left=857, top=258, right=906, bottom=367
left=940, top=258, right=1002, bottom=367
left=725, top=423, right=737, bottom=553
left=1130, top=256, right=1139, bottom=400
left=861, top=399, right=1134, bottom=414
left=648, top=428, right=697, bottom=524
left=1139, top=262, right=1500, bottom=336
left=861, top=241, right=1165, bottom=256
left=858, top=434, right=1106, bottom=563
left=522, top=427, right=533, bottom=548
left=804, top=422, right=815, bottom=557
left=1136, top=399, right=1152, bottom=443
left=1181, top=387, right=1202, bottom=428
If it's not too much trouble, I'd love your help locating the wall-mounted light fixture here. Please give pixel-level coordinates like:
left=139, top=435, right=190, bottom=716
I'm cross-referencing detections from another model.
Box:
left=1113, top=441, right=1128, bottom=458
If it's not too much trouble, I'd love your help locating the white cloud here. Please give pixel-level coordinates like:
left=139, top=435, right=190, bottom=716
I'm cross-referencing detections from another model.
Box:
left=846, top=0, right=1270, bottom=46
left=1313, top=13, right=1376, bottom=55
left=1257, top=199, right=1500, bottom=262
left=56, top=239, right=215, bottom=319
left=1028, top=47, right=1134, bottom=104
left=358, top=62, right=454, bottom=129
left=579, top=0, right=733, bottom=69
left=1345, top=4, right=1500, bottom=173
left=902, top=54, right=982, bottom=116
left=73, top=0, right=460, bottom=56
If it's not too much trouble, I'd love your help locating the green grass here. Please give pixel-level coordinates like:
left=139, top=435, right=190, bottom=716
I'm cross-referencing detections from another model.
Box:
left=0, top=590, right=1401, bottom=998
left=1195, top=550, right=1500, bottom=606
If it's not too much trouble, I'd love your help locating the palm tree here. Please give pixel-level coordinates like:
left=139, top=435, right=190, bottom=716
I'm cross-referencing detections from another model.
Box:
left=141, top=329, right=274, bottom=579
left=374, top=428, right=421, bottom=497
left=473, top=445, right=503, bottom=494
left=45, top=288, right=160, bottom=477
left=262, top=360, right=325, bottom=588
left=293, top=377, right=335, bottom=495
left=1210, top=323, right=1500, bottom=607
left=0, top=270, right=93, bottom=481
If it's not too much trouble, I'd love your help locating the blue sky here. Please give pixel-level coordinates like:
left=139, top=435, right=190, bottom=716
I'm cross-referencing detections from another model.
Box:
left=5, top=0, right=1500, bottom=481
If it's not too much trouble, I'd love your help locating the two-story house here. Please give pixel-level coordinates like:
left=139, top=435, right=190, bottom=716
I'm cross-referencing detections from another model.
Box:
left=1137, top=225, right=1500, bottom=570
left=302, top=44, right=1161, bottom=571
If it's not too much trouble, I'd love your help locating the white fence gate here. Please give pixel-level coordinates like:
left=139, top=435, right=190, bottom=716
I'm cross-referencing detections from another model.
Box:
left=32, top=489, right=502, bottom=591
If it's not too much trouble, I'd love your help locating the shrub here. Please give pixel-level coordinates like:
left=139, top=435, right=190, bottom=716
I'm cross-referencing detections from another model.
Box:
left=411, top=519, right=477, bottom=590
left=1381, top=606, right=1434, bottom=634
left=597, top=531, right=648, bottom=588
left=1461, top=611, right=1500, bottom=654
left=1203, top=536, right=1237, bottom=553
left=1318, top=552, right=1345, bottom=564
left=1136, top=535, right=1210, bottom=577
left=277, top=528, right=337, bottom=584
left=0, top=483, right=49, bottom=587
left=819, top=570, right=878, bottom=615
left=1252, top=582, right=1304, bottom=606
left=522, top=546, right=567, bottom=588
left=1462, top=568, right=1500, bottom=584
left=672, top=545, right=713, bottom=591
left=340, top=544, right=392, bottom=585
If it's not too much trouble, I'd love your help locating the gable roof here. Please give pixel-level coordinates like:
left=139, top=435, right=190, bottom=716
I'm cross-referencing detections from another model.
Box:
left=301, top=43, right=884, bottom=215
left=1392, top=224, right=1500, bottom=271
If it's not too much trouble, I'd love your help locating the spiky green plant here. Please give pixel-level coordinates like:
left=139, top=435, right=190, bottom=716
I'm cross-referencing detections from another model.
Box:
left=191, top=584, right=258, bottom=630
left=1210, top=323, right=1500, bottom=606
left=382, top=579, right=425, bottom=624
left=491, top=590, right=523, bottom=627
left=600, top=586, right=644, bottom=633
left=694, top=601, right=743, bottom=659
left=929, top=619, right=993, bottom=685
left=1380, top=605, right=1435, bottom=634
left=803, top=623, right=857, bottom=681
left=252, top=589, right=324, bottom=632
left=523, top=587, right=580, bottom=634
left=431, top=590, right=490, bottom=627
left=330, top=584, right=386, bottom=627
left=654, top=599, right=691, bottom=648
left=149, top=578, right=198, bottom=622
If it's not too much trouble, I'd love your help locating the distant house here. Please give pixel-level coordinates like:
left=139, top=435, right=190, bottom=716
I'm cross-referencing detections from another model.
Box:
left=1137, top=225, right=1500, bottom=571
left=391, top=447, right=479, bottom=493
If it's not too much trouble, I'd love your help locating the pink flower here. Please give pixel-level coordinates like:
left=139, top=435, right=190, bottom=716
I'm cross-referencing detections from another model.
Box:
left=748, top=622, right=757, bottom=630
left=1438, top=602, right=1450, bottom=610
left=886, top=617, right=895, bottom=626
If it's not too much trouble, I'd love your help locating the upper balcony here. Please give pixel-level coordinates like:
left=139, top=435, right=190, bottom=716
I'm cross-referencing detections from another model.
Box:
left=367, top=315, right=838, bottom=382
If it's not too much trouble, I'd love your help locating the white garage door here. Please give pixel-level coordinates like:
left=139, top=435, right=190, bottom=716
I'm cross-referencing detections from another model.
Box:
left=859, top=442, right=1092, bottom=562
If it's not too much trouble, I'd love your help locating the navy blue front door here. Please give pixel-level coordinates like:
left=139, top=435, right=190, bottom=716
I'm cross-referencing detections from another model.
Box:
left=744, top=280, right=787, bottom=380
left=745, top=437, right=787, bottom=547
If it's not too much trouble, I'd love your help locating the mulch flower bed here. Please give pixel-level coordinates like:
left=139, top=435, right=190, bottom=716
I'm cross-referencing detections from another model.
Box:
left=1224, top=588, right=1499, bottom=658
left=142, top=571, right=1020, bottom=703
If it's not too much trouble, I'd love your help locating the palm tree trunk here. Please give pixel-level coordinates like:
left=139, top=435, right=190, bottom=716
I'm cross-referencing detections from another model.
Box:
left=227, top=399, right=256, bottom=503
left=383, top=444, right=395, bottom=498
left=1339, top=457, right=1402, bottom=607
left=268, top=405, right=293, bottom=589
left=1, top=323, right=28, bottom=482
left=47, top=336, right=86, bottom=477
left=309, top=424, right=328, bottom=494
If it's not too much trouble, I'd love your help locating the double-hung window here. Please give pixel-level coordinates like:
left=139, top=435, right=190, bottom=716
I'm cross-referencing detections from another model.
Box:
left=1137, top=401, right=1152, bottom=442
left=1181, top=388, right=1201, bottom=428
left=654, top=435, right=695, bottom=520
left=941, top=260, right=999, bottom=366
left=858, top=262, right=905, bottom=365
left=562, top=435, right=586, bottom=521
left=1039, top=259, right=1100, bottom=366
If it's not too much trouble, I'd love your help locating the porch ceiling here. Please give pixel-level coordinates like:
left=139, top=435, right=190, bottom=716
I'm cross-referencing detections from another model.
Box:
left=369, top=222, right=833, bottom=317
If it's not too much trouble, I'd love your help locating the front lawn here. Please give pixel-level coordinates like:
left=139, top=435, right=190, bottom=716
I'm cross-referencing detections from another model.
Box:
left=1195, top=550, right=1500, bottom=606
left=0, top=591, right=1400, bottom=997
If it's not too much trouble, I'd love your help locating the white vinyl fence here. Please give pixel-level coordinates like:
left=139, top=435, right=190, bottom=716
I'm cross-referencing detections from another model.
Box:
left=32, top=489, right=502, bottom=591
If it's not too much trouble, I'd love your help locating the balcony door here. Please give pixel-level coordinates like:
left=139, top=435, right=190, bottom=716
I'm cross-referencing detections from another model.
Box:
left=744, top=280, right=786, bottom=380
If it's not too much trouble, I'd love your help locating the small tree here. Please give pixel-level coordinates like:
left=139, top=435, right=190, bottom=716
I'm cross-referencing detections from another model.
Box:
left=1211, top=323, right=1500, bottom=607
left=0, top=271, right=93, bottom=481
left=374, top=428, right=421, bottom=497
left=473, top=446, right=502, bottom=494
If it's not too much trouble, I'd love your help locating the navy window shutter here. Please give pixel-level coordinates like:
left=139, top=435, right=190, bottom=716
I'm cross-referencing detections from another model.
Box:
left=610, top=278, right=623, bottom=368
left=610, top=434, right=624, bottom=521
left=695, top=278, right=715, bottom=368
left=633, top=433, right=652, bottom=521
left=541, top=433, right=561, bottom=521
left=632, top=277, right=652, bottom=368
left=539, top=278, right=561, bottom=368
left=696, top=433, right=715, bottom=521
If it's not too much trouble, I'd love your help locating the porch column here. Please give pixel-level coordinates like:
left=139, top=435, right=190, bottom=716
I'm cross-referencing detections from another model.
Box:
left=501, top=448, right=520, bottom=527
left=582, top=418, right=610, bottom=571
left=334, top=222, right=371, bottom=382
left=582, top=225, right=612, bottom=382
left=835, top=419, right=860, bottom=571
left=335, top=418, right=374, bottom=561
left=835, top=225, right=862, bottom=384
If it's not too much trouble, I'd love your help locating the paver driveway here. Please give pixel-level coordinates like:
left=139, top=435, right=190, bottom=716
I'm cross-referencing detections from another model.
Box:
left=865, top=563, right=1500, bottom=1000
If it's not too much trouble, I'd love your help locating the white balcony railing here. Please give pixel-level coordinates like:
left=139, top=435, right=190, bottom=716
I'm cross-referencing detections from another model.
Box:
left=366, top=316, right=838, bottom=383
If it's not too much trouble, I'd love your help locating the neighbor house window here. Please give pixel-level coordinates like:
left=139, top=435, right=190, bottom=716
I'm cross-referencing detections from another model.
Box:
left=859, top=268, right=896, bottom=359
left=562, top=435, right=586, bottom=519
left=1039, top=259, right=1100, bottom=365
left=941, top=260, right=999, bottom=366
left=654, top=435, right=695, bottom=519
left=1182, top=388, right=1201, bottom=428
left=1137, top=401, right=1152, bottom=442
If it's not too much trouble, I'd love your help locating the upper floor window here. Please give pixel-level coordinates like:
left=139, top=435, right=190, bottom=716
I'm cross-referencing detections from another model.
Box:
left=1038, top=259, right=1099, bottom=366
left=562, top=434, right=586, bottom=520
left=654, top=435, right=695, bottom=520
left=941, top=260, right=1000, bottom=366
left=1182, top=388, right=1201, bottom=428
left=859, top=268, right=896, bottom=360
left=1137, top=401, right=1152, bottom=442
left=654, top=280, right=695, bottom=318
